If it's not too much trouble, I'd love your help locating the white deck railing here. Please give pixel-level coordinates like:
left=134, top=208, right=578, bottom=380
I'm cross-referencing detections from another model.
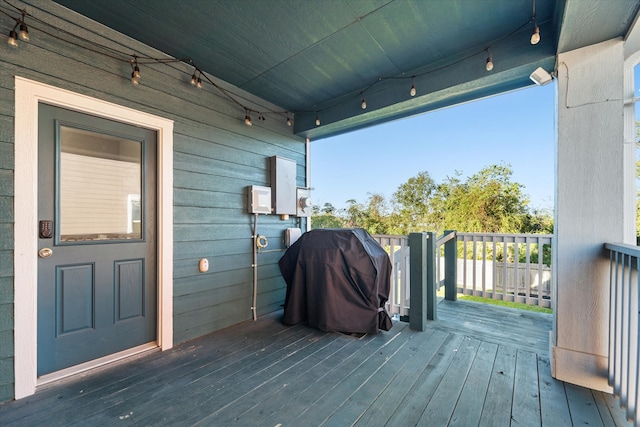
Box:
left=605, top=242, right=640, bottom=425
left=453, top=233, right=553, bottom=309
left=373, top=235, right=410, bottom=318
left=373, top=232, right=554, bottom=316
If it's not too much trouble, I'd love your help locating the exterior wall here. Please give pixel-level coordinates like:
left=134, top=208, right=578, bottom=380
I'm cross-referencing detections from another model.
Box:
left=0, top=1, right=305, bottom=401
left=553, top=39, right=626, bottom=392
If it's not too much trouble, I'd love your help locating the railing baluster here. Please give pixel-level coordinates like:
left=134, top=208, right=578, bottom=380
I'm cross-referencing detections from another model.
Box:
left=502, top=235, right=508, bottom=302
left=491, top=238, right=500, bottom=299
left=525, top=236, right=532, bottom=305
left=463, top=236, right=468, bottom=295
left=609, top=250, right=617, bottom=387
left=481, top=239, right=487, bottom=297
left=472, top=237, right=478, bottom=296
left=627, top=255, right=638, bottom=421
left=604, top=242, right=640, bottom=425
left=622, top=254, right=629, bottom=404
left=537, top=238, right=544, bottom=307
left=635, top=256, right=640, bottom=426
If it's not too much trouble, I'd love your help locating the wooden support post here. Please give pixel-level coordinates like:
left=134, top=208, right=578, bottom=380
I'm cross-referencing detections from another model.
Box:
left=409, top=233, right=427, bottom=331
left=444, top=230, right=457, bottom=301
left=409, top=232, right=437, bottom=330
left=425, top=231, right=437, bottom=321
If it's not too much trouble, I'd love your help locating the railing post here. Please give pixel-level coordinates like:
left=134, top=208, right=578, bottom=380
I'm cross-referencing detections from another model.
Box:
left=426, top=231, right=437, bottom=321
left=444, top=230, right=457, bottom=301
left=409, top=233, right=427, bottom=330
left=409, top=232, right=436, bottom=331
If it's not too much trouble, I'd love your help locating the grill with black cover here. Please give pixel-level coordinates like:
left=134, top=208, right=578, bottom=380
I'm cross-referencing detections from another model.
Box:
left=278, top=228, right=393, bottom=334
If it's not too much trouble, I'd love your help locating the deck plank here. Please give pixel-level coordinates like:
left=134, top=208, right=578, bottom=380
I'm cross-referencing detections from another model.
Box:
left=352, top=329, right=450, bottom=427
left=448, top=341, right=499, bottom=426
left=289, top=323, right=412, bottom=426
left=231, top=334, right=375, bottom=425
left=538, top=354, right=573, bottom=425
left=417, top=336, right=482, bottom=425
left=121, top=326, right=329, bottom=426
left=320, top=329, right=439, bottom=427
left=39, top=321, right=315, bottom=426
left=385, top=333, right=466, bottom=425
left=436, top=300, right=551, bottom=353
left=565, top=383, right=606, bottom=427
left=190, top=334, right=353, bottom=426
left=478, top=345, right=517, bottom=427
left=602, top=392, right=633, bottom=427
left=594, top=391, right=623, bottom=427
left=511, top=349, right=542, bottom=426
left=254, top=322, right=411, bottom=427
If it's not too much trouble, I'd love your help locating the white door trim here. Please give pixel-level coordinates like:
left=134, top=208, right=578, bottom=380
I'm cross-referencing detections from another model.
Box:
left=13, top=76, right=174, bottom=399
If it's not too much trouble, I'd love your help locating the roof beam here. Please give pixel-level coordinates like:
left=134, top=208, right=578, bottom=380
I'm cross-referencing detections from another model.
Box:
left=294, top=23, right=557, bottom=140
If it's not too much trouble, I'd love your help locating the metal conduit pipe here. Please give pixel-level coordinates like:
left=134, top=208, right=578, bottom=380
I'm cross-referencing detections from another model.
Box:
left=252, top=213, right=259, bottom=321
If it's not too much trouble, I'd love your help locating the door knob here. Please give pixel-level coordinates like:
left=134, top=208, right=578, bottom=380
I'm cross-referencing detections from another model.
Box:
left=38, top=248, right=53, bottom=258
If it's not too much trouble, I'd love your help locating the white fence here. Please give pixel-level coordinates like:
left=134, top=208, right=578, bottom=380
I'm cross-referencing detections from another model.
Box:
left=373, top=232, right=554, bottom=314
left=452, top=233, right=553, bottom=308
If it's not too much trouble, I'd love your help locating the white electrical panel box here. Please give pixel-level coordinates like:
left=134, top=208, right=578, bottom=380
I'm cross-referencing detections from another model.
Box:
left=270, top=156, right=297, bottom=215
left=296, top=187, right=312, bottom=217
left=248, top=185, right=272, bottom=214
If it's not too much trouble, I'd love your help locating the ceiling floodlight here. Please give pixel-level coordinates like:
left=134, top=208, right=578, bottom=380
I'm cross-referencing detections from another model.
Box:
left=529, top=67, right=552, bottom=85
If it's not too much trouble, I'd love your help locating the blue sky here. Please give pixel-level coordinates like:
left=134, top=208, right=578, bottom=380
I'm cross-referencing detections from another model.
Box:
left=310, top=82, right=556, bottom=212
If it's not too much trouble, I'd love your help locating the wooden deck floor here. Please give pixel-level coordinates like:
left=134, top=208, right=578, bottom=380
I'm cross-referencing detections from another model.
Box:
left=0, top=300, right=631, bottom=426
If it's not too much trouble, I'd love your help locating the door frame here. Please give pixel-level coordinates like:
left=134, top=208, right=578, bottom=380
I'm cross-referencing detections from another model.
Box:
left=14, top=76, right=174, bottom=399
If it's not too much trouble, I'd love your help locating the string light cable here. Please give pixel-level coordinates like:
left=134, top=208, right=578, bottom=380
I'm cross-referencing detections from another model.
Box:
left=1, top=0, right=293, bottom=126
left=2, top=0, right=547, bottom=128
left=306, top=15, right=543, bottom=122
left=558, top=62, right=631, bottom=109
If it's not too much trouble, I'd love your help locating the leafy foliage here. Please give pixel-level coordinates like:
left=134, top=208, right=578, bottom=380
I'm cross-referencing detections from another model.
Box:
left=312, top=163, right=554, bottom=237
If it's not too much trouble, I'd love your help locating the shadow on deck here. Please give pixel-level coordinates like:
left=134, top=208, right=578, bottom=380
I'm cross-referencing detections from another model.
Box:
left=0, top=300, right=630, bottom=426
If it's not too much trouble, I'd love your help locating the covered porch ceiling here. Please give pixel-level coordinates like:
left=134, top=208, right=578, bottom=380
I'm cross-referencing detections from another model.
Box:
left=53, top=0, right=640, bottom=140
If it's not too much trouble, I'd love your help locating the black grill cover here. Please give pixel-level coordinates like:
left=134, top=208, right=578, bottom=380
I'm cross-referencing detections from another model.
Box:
left=278, top=228, right=393, bottom=334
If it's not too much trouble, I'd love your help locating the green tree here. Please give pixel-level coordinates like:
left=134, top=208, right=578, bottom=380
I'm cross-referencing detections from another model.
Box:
left=341, top=194, right=394, bottom=235
left=392, top=171, right=437, bottom=233
left=343, top=198, right=366, bottom=228
left=361, top=193, right=393, bottom=235
left=521, top=208, right=554, bottom=234
left=310, top=203, right=343, bottom=229
left=432, top=164, right=529, bottom=233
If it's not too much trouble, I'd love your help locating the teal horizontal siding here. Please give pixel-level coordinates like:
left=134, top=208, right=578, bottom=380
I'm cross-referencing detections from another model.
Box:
left=0, top=0, right=306, bottom=401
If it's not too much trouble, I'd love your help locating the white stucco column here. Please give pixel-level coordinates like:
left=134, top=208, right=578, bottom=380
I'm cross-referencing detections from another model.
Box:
left=552, top=39, right=627, bottom=392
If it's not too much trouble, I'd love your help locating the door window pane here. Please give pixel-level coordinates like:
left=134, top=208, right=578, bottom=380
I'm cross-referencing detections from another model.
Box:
left=58, top=125, right=142, bottom=242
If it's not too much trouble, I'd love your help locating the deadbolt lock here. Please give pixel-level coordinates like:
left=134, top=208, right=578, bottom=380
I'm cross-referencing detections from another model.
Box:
left=38, top=248, right=53, bottom=258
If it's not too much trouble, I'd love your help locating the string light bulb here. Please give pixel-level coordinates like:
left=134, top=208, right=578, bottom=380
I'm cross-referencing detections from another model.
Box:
left=485, top=49, right=494, bottom=71
left=530, top=0, right=540, bottom=45
left=18, top=22, right=28, bottom=41
left=410, top=79, right=417, bottom=97
left=361, top=97, right=367, bottom=109
left=286, top=114, right=292, bottom=127
left=130, top=57, right=140, bottom=85
left=190, top=72, right=197, bottom=86
left=530, top=25, right=540, bottom=45
left=244, top=112, right=252, bottom=126
left=7, top=29, right=18, bottom=48
left=196, top=77, right=202, bottom=89
left=315, top=115, right=320, bottom=126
